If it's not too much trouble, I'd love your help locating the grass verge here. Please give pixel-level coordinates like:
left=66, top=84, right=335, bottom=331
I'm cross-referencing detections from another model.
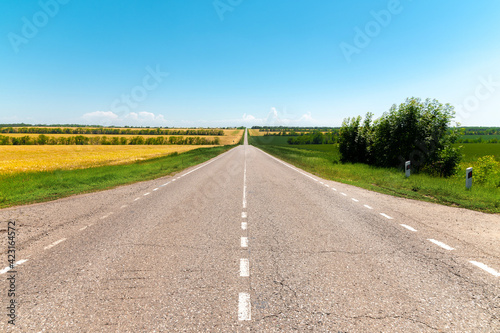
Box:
left=0, top=145, right=235, bottom=209
left=249, top=136, right=500, bottom=214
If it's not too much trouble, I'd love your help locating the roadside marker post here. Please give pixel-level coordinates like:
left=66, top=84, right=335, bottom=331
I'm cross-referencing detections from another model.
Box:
left=466, top=167, right=473, bottom=189
left=405, top=161, right=411, bottom=178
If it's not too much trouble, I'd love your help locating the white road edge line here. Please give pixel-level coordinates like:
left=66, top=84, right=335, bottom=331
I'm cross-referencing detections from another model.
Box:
left=0, top=259, right=28, bottom=275
left=241, top=222, right=247, bottom=230
left=241, top=212, right=247, bottom=219
left=153, top=188, right=159, bottom=191
left=144, top=192, right=150, bottom=196
left=364, top=205, right=373, bottom=210
left=240, top=259, right=249, bottom=277
left=44, top=238, right=67, bottom=250
left=238, top=292, right=251, bottom=321
left=241, top=237, right=248, bottom=248
left=428, top=239, right=455, bottom=251
left=380, top=213, right=393, bottom=220
left=400, top=224, right=417, bottom=232
left=469, top=261, right=500, bottom=277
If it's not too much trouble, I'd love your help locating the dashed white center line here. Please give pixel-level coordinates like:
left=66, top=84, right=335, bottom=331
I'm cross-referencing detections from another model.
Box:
left=238, top=292, right=251, bottom=321
left=100, top=212, right=114, bottom=220
left=364, top=205, right=373, bottom=210
left=341, top=193, right=347, bottom=196
left=120, top=205, right=128, bottom=209
left=240, top=259, right=250, bottom=277
left=153, top=188, right=159, bottom=191
left=241, top=212, right=247, bottom=219
left=243, top=159, right=247, bottom=209
left=428, top=239, right=455, bottom=251
left=134, top=197, right=141, bottom=201
left=172, top=179, right=176, bottom=182
left=332, top=188, right=337, bottom=191
left=241, top=222, right=247, bottom=230
left=400, top=224, right=417, bottom=232
left=469, top=261, right=500, bottom=277
left=144, top=192, right=150, bottom=196
left=324, top=184, right=330, bottom=188
left=380, top=213, right=393, bottom=220
left=241, top=237, right=248, bottom=248
left=79, top=226, right=88, bottom=231
left=352, top=198, right=359, bottom=202
left=1, top=259, right=28, bottom=275
left=319, top=182, right=324, bottom=185
left=44, top=238, right=67, bottom=250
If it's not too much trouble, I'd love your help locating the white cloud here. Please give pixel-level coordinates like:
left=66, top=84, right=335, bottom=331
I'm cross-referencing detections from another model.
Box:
left=239, top=108, right=318, bottom=127
left=81, top=111, right=168, bottom=126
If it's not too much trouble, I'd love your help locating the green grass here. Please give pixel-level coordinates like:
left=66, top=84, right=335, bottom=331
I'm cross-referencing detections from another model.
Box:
left=250, top=136, right=500, bottom=214
left=0, top=145, right=235, bottom=208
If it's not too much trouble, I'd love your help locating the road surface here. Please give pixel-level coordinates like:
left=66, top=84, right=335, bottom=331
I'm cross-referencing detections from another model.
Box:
left=1, top=130, right=499, bottom=331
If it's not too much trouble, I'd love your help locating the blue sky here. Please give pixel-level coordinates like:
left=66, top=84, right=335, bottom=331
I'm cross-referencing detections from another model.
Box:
left=1, top=0, right=499, bottom=127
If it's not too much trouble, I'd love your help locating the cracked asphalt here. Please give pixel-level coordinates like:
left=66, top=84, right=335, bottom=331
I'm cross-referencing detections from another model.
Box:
left=0, top=131, right=499, bottom=332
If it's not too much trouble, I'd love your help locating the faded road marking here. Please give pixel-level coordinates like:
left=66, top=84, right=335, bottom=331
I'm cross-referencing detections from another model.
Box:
left=238, top=293, right=251, bottom=321
left=241, top=237, right=248, bottom=248
left=1, top=259, right=28, bottom=275
left=428, top=239, right=455, bottom=251
left=469, top=261, right=500, bottom=277
left=240, top=259, right=249, bottom=277
left=380, top=213, right=393, bottom=220
left=44, top=238, right=67, bottom=250
left=400, top=224, right=417, bottom=232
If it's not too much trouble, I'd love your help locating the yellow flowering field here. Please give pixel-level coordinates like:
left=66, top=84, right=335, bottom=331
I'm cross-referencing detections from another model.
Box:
left=0, top=145, right=213, bottom=174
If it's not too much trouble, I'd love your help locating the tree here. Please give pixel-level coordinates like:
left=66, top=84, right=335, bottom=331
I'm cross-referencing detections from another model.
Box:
left=339, top=98, right=462, bottom=177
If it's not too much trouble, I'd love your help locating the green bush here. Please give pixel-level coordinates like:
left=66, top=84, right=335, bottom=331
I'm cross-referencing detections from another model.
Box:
left=339, top=98, right=462, bottom=177
left=475, top=155, right=500, bottom=187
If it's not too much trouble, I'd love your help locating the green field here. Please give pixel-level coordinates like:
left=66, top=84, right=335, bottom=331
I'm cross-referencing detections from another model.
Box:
left=458, top=143, right=500, bottom=162
left=249, top=135, right=500, bottom=214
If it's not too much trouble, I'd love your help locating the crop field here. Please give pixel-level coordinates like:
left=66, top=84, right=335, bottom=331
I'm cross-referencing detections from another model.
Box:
left=0, top=129, right=243, bottom=146
left=0, top=145, right=214, bottom=174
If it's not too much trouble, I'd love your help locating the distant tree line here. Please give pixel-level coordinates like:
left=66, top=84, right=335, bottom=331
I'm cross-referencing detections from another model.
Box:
left=338, top=98, right=462, bottom=177
left=252, top=126, right=339, bottom=132
left=0, top=127, right=224, bottom=136
left=0, top=135, right=220, bottom=146
left=461, top=127, right=500, bottom=135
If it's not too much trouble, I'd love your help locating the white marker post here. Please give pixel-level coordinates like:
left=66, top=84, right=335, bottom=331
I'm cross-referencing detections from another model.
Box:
left=405, top=161, right=411, bottom=178
left=466, top=167, right=473, bottom=189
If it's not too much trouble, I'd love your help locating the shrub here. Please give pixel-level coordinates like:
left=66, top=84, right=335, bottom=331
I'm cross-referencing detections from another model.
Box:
left=339, top=98, right=462, bottom=177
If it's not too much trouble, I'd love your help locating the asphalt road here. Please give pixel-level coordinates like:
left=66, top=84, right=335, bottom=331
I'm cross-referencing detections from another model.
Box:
left=1, top=130, right=499, bottom=332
